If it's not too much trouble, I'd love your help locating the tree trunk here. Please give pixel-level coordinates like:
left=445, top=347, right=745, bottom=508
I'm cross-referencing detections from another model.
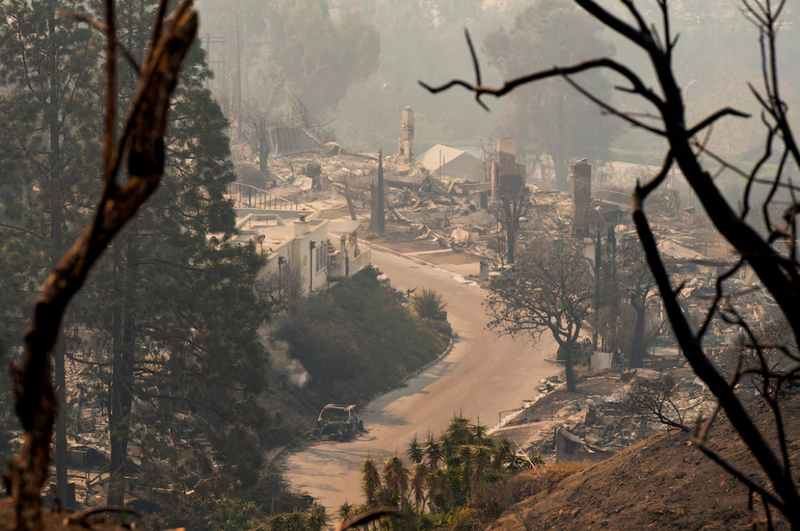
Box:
left=108, top=240, right=138, bottom=506
left=344, top=180, right=357, bottom=221
left=630, top=306, right=646, bottom=368
left=506, top=221, right=516, bottom=264
left=560, top=344, right=577, bottom=392
left=48, top=18, right=68, bottom=501
left=369, top=184, right=379, bottom=233
left=108, top=243, right=124, bottom=506
left=377, top=150, right=385, bottom=235
left=258, top=118, right=268, bottom=173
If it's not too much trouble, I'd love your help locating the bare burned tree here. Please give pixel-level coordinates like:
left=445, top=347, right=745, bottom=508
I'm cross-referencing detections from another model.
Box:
left=422, top=1, right=800, bottom=527
left=256, top=260, right=306, bottom=315
left=618, top=241, right=668, bottom=368
left=623, top=373, right=696, bottom=433
left=1, top=0, right=197, bottom=529
left=290, top=90, right=337, bottom=143
left=485, top=233, right=593, bottom=392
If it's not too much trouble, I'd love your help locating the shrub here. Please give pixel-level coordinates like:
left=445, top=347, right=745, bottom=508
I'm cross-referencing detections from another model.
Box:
left=274, top=269, right=448, bottom=403
left=426, top=318, right=453, bottom=337
left=411, top=288, right=448, bottom=321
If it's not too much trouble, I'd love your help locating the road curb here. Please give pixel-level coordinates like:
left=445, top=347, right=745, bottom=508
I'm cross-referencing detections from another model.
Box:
left=403, top=336, right=455, bottom=383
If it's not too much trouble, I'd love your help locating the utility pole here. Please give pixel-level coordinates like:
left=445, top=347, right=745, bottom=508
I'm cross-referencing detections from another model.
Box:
left=219, top=12, right=250, bottom=135
left=377, top=150, right=385, bottom=234
left=236, top=18, right=242, bottom=135
left=309, top=241, right=316, bottom=293
left=204, top=33, right=227, bottom=87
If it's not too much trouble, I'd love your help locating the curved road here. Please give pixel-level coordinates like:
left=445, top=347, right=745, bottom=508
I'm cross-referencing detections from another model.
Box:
left=284, top=249, right=559, bottom=512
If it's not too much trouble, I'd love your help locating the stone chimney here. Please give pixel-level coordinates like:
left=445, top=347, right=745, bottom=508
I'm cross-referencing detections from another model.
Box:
left=571, top=160, right=592, bottom=237
left=490, top=160, right=499, bottom=202
left=398, top=106, right=414, bottom=161
left=294, top=214, right=310, bottom=237
left=492, top=138, right=526, bottom=201
left=497, top=138, right=517, bottom=176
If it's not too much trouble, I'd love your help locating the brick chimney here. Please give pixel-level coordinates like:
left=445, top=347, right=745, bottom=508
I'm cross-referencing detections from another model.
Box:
left=492, top=138, right=526, bottom=201
left=398, top=106, right=414, bottom=161
left=571, top=160, right=592, bottom=237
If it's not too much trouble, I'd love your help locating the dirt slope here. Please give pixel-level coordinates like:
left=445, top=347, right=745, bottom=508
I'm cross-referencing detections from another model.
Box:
left=490, top=393, right=800, bottom=530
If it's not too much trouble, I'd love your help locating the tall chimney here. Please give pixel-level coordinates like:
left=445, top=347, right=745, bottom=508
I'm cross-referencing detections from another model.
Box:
left=398, top=106, right=414, bottom=162
left=496, top=138, right=517, bottom=177
left=571, top=160, right=592, bottom=237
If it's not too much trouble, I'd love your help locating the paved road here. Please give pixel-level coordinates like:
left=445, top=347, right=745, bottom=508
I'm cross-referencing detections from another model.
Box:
left=284, top=249, right=559, bottom=513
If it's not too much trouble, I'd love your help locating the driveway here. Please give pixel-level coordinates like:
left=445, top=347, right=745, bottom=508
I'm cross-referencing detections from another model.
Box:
left=283, top=249, right=559, bottom=513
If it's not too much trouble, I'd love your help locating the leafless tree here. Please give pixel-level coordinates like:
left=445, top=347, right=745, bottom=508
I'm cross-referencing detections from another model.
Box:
left=1, top=0, right=197, bottom=528
left=475, top=136, right=496, bottom=183
left=622, top=373, right=701, bottom=433
left=256, top=260, right=306, bottom=315
left=485, top=232, right=593, bottom=392
left=290, top=90, right=337, bottom=143
left=423, top=1, right=800, bottom=526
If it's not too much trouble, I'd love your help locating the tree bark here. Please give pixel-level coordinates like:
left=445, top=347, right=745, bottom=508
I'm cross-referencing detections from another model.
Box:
left=108, top=240, right=138, bottom=506
left=505, top=218, right=517, bottom=264
left=107, top=242, right=123, bottom=506
left=560, top=343, right=576, bottom=392
left=369, top=184, right=378, bottom=233
left=48, top=9, right=68, bottom=500
left=630, top=305, right=645, bottom=368
left=344, top=180, right=357, bottom=221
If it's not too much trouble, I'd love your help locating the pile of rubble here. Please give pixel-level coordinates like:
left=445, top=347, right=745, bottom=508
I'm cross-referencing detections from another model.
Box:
left=492, top=364, right=713, bottom=464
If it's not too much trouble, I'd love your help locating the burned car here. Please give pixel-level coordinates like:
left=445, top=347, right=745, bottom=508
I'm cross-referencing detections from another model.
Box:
left=314, top=404, right=363, bottom=440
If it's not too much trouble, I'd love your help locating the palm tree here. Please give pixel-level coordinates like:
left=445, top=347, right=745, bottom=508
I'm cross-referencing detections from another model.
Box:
left=458, top=444, right=473, bottom=491
left=337, top=502, right=355, bottom=522
left=506, top=454, right=532, bottom=471
left=270, top=510, right=305, bottom=531
left=410, top=462, right=429, bottom=508
left=383, top=454, right=410, bottom=499
left=424, top=433, right=442, bottom=470
left=446, top=415, right=471, bottom=445
left=458, top=445, right=472, bottom=470
left=376, top=485, right=400, bottom=509
left=306, top=505, right=328, bottom=531
left=362, top=456, right=382, bottom=504
left=472, top=422, right=488, bottom=445
left=440, top=432, right=457, bottom=462
left=492, top=439, right=514, bottom=469
left=471, top=445, right=492, bottom=484
left=430, top=511, right=451, bottom=530
left=425, top=468, right=446, bottom=511
left=406, top=434, right=424, bottom=464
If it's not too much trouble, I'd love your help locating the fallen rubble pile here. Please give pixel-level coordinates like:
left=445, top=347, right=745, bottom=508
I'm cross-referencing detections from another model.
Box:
left=492, top=363, right=714, bottom=464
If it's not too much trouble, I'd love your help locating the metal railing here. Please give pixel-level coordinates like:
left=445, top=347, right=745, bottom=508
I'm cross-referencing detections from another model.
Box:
left=229, top=182, right=297, bottom=211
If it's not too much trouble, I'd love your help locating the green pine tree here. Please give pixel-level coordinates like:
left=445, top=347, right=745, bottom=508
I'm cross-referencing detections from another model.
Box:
left=67, top=0, right=273, bottom=505
left=0, top=0, right=100, bottom=501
